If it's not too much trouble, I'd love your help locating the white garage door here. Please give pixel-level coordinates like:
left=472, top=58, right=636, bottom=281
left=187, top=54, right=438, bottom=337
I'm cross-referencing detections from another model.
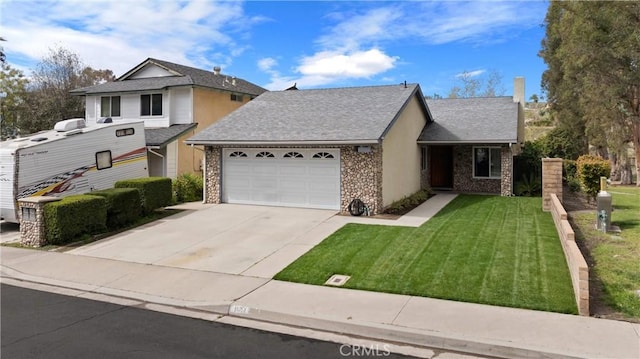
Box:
left=222, top=148, right=340, bottom=210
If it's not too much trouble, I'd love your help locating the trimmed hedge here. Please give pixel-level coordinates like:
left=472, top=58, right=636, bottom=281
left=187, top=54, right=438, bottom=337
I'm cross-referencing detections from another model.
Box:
left=115, top=177, right=172, bottom=214
left=44, top=195, right=107, bottom=245
left=91, top=188, right=141, bottom=229
left=576, top=155, right=611, bottom=198
left=173, top=173, right=203, bottom=204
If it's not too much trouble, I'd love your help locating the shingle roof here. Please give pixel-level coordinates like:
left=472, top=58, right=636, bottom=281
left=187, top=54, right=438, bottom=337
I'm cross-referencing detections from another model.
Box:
left=145, top=123, right=197, bottom=148
left=186, top=84, right=430, bottom=145
left=418, top=97, right=518, bottom=143
left=71, top=58, right=267, bottom=96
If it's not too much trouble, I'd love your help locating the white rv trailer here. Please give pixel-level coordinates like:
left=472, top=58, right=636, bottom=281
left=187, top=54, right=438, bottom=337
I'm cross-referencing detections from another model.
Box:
left=0, top=119, right=148, bottom=223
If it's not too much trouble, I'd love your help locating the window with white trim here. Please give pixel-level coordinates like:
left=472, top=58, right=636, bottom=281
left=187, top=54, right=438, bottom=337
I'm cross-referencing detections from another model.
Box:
left=256, top=151, right=275, bottom=158
left=140, top=94, right=162, bottom=116
left=101, top=96, right=121, bottom=117
left=230, top=94, right=244, bottom=102
left=473, top=147, right=501, bottom=178
left=229, top=151, right=248, bottom=158
left=283, top=151, right=304, bottom=158
left=96, top=150, right=113, bottom=170
left=312, top=152, right=334, bottom=159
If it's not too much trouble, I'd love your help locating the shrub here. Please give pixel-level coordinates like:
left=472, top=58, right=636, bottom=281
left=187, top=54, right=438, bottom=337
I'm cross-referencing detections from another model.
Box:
left=515, top=140, right=543, bottom=182
left=44, top=195, right=107, bottom=245
left=576, top=155, right=611, bottom=198
left=115, top=177, right=172, bottom=214
left=91, top=188, right=141, bottom=229
left=384, top=189, right=433, bottom=214
left=563, top=159, right=581, bottom=192
left=515, top=173, right=541, bottom=197
left=173, top=173, right=203, bottom=204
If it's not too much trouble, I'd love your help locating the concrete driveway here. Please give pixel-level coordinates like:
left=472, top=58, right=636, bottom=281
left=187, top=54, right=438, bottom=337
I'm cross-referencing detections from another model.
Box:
left=69, top=204, right=339, bottom=279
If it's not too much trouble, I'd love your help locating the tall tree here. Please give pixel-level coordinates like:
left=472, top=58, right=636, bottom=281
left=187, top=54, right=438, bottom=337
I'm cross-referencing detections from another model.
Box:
left=539, top=1, right=640, bottom=184
left=20, top=46, right=115, bottom=134
left=0, top=63, right=29, bottom=139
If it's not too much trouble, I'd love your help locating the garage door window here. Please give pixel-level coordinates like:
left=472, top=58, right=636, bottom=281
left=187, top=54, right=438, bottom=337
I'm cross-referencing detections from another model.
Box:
left=283, top=151, right=304, bottom=158
left=312, top=152, right=335, bottom=159
left=229, top=151, right=248, bottom=158
left=256, top=151, right=275, bottom=158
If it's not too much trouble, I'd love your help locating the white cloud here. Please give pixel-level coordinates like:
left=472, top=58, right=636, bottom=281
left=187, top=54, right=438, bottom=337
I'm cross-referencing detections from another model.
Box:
left=262, top=49, right=398, bottom=90
left=259, top=2, right=545, bottom=89
left=456, top=69, right=486, bottom=78
left=258, top=57, right=278, bottom=72
left=2, top=0, right=256, bottom=76
left=298, top=49, right=397, bottom=78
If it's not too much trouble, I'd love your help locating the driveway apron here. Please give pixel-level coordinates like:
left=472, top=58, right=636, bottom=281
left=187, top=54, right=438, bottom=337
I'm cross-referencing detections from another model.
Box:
left=69, top=204, right=337, bottom=277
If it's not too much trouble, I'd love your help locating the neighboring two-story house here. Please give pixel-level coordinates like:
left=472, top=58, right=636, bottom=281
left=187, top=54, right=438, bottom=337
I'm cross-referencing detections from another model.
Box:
left=71, top=58, right=267, bottom=178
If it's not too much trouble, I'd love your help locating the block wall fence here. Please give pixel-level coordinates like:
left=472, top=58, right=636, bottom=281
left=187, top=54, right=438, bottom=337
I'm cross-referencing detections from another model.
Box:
left=542, top=158, right=589, bottom=316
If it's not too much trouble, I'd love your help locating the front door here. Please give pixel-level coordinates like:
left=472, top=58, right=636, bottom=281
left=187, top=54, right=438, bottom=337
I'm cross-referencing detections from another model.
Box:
left=430, top=146, right=453, bottom=188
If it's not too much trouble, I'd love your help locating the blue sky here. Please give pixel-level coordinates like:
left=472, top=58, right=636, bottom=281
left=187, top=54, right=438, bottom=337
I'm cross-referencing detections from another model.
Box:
left=2, top=0, right=549, bottom=97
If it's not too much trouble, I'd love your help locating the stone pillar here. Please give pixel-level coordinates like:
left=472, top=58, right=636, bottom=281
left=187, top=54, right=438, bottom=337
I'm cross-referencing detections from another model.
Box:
left=18, top=196, right=61, bottom=247
left=204, top=146, right=221, bottom=204
left=542, top=158, right=563, bottom=211
left=500, top=146, right=513, bottom=196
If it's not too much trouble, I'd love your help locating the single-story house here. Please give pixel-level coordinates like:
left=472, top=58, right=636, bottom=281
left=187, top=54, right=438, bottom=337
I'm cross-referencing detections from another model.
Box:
left=186, top=79, right=525, bottom=215
left=71, top=58, right=267, bottom=178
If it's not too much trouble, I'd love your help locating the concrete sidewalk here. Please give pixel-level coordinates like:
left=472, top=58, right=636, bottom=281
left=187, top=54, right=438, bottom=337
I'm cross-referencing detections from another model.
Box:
left=1, top=247, right=638, bottom=359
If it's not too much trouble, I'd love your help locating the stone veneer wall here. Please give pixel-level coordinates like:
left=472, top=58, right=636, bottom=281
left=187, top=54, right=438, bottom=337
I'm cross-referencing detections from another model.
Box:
left=204, top=146, right=222, bottom=204
left=453, top=145, right=501, bottom=193
left=18, top=196, right=61, bottom=247
left=202, top=145, right=384, bottom=215
left=500, top=146, right=513, bottom=196
left=340, top=145, right=383, bottom=215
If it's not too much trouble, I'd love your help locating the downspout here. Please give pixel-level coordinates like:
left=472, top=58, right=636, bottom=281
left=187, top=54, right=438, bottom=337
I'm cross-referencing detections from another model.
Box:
left=147, top=148, right=165, bottom=177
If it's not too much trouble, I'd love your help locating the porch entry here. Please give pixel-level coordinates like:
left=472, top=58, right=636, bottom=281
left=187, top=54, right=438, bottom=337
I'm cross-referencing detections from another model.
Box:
left=430, top=145, right=453, bottom=189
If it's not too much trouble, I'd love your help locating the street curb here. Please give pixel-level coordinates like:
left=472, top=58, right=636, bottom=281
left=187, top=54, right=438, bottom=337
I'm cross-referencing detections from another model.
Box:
left=0, top=266, right=621, bottom=359
left=225, top=306, right=586, bottom=359
left=0, top=266, right=232, bottom=316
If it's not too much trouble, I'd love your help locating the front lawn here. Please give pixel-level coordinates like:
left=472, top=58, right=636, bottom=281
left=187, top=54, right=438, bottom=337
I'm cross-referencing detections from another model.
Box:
left=571, top=186, right=640, bottom=319
left=275, top=195, right=578, bottom=314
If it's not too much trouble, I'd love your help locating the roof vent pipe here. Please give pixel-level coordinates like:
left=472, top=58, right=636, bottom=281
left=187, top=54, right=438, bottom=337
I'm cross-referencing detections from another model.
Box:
left=213, top=66, right=221, bottom=75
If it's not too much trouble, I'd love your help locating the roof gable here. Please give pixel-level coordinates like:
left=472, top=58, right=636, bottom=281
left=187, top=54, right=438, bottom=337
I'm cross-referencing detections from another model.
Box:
left=71, top=58, right=267, bottom=96
left=187, top=84, right=431, bottom=145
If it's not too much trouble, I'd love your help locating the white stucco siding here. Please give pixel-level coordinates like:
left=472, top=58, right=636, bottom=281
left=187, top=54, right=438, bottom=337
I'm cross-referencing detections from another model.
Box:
left=381, top=95, right=426, bottom=207
left=129, top=65, right=174, bottom=79
left=85, top=96, right=97, bottom=126
left=120, top=94, right=139, bottom=119
left=170, top=87, right=192, bottom=125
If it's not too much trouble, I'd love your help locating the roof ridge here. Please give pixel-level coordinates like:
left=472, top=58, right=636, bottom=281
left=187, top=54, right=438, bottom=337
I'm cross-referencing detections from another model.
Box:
left=272, top=83, right=419, bottom=92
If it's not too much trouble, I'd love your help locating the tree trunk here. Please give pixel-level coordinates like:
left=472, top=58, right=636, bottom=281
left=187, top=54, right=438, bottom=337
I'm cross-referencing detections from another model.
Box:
left=633, top=121, right=640, bottom=186
left=609, top=153, right=620, bottom=181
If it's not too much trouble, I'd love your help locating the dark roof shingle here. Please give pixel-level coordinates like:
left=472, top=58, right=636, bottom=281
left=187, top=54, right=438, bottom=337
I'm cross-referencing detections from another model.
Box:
left=145, top=123, right=197, bottom=148
left=418, top=97, right=518, bottom=143
left=71, top=58, right=267, bottom=96
left=186, top=84, right=429, bottom=145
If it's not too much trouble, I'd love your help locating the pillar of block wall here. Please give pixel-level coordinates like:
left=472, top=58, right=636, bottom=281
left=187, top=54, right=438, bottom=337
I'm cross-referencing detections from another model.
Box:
left=542, top=158, right=563, bottom=211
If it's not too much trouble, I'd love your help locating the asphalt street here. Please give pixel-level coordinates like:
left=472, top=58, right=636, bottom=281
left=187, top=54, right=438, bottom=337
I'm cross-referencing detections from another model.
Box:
left=1, top=284, right=415, bottom=359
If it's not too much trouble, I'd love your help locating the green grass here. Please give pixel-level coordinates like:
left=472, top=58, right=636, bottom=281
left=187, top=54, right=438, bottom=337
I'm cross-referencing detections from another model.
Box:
left=276, top=195, right=577, bottom=314
left=572, top=186, right=640, bottom=318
